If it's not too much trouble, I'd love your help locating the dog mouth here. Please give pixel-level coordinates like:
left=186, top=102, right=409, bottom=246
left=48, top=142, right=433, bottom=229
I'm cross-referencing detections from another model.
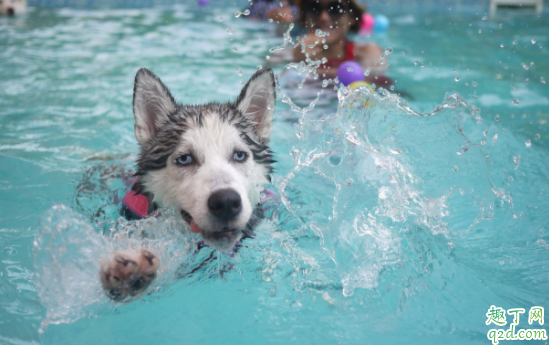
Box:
left=209, top=227, right=238, bottom=239
left=180, top=209, right=239, bottom=238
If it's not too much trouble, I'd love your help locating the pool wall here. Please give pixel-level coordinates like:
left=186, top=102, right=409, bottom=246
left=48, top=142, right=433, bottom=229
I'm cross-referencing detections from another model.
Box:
left=27, top=0, right=549, bottom=13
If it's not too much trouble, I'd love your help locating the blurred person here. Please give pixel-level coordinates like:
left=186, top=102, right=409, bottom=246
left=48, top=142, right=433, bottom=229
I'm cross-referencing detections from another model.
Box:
left=293, top=0, right=391, bottom=85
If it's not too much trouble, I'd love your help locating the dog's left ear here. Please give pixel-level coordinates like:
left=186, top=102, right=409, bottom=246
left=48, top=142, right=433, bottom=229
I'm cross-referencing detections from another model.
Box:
left=235, top=68, right=276, bottom=143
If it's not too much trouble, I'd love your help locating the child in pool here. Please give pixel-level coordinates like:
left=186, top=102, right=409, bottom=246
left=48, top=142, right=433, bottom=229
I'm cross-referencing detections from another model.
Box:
left=293, top=0, right=392, bottom=86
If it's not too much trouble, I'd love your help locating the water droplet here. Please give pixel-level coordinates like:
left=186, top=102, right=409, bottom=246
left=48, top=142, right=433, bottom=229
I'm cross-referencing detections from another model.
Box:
left=493, top=133, right=498, bottom=144
left=232, top=47, right=238, bottom=52
left=455, top=77, right=460, bottom=82
left=531, top=39, right=536, bottom=44
left=234, top=11, right=242, bottom=18
left=453, top=166, right=458, bottom=172
left=512, top=40, right=518, bottom=45
left=541, top=77, right=546, bottom=84
left=266, top=55, right=270, bottom=60
left=478, top=29, right=482, bottom=34
left=401, top=51, right=405, bottom=55
left=323, top=44, right=328, bottom=50
left=525, top=139, right=532, bottom=147
left=513, top=155, right=520, bottom=165
left=495, top=114, right=500, bottom=121
left=500, top=43, right=505, bottom=48
left=499, top=23, right=503, bottom=28
left=344, top=178, right=354, bottom=185
left=511, top=84, right=517, bottom=89
left=521, top=63, right=529, bottom=70
left=535, top=133, right=540, bottom=140
left=512, top=99, right=519, bottom=105
left=236, top=67, right=243, bottom=76
left=420, top=63, right=424, bottom=68
left=314, top=29, right=328, bottom=37
left=482, top=15, right=488, bottom=20
left=385, top=48, right=393, bottom=55
left=390, top=85, right=395, bottom=91
left=472, top=81, right=478, bottom=87
left=329, top=155, right=341, bottom=166
left=414, top=61, right=418, bottom=66
left=322, top=79, right=329, bottom=88
left=347, top=67, right=354, bottom=72
left=243, top=9, right=250, bottom=16
left=364, top=67, right=371, bottom=76
left=226, top=28, right=234, bottom=34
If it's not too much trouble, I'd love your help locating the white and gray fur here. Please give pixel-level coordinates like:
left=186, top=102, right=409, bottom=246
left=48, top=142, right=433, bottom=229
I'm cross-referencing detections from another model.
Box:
left=131, top=67, right=276, bottom=251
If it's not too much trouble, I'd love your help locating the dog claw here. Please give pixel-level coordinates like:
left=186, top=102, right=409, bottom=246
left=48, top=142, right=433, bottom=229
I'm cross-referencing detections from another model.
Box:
left=100, top=249, right=160, bottom=301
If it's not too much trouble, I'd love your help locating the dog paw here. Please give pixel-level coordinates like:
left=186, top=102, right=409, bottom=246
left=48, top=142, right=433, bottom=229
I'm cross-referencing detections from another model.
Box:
left=100, top=249, right=160, bottom=301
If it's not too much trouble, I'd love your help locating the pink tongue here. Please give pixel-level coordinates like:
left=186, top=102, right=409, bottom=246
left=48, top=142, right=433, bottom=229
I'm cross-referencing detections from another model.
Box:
left=190, top=220, right=202, bottom=233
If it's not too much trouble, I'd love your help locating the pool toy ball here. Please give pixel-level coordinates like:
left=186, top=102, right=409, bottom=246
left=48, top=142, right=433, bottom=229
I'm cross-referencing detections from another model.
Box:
left=337, top=61, right=365, bottom=86
left=374, top=15, right=389, bottom=31
left=360, top=13, right=389, bottom=33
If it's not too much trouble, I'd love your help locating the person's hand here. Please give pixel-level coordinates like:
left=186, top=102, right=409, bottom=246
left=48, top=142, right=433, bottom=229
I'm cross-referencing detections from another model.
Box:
left=295, top=31, right=337, bottom=61
left=266, top=6, right=294, bottom=23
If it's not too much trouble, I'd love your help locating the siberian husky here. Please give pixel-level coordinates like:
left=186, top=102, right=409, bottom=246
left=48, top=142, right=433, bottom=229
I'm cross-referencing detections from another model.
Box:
left=0, top=0, right=26, bottom=16
left=100, top=67, right=276, bottom=300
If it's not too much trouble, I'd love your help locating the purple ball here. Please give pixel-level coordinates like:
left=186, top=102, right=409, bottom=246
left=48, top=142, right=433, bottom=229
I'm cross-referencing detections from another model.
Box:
left=337, top=61, right=365, bottom=86
left=197, top=0, right=209, bottom=6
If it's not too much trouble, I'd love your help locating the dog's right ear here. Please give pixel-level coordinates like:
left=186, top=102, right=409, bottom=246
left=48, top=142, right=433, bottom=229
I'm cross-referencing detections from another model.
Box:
left=133, top=68, right=177, bottom=145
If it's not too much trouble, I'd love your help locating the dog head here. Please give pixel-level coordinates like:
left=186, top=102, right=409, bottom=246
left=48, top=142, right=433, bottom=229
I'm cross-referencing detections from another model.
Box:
left=0, top=0, right=26, bottom=16
left=132, top=68, right=275, bottom=251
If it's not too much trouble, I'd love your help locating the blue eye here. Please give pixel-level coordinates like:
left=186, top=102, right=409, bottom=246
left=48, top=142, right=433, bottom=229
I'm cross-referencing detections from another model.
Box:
left=233, top=151, right=247, bottom=162
left=175, top=154, right=193, bottom=166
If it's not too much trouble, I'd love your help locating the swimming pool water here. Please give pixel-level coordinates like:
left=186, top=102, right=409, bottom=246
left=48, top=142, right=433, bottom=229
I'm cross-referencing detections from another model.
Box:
left=0, top=3, right=548, bottom=344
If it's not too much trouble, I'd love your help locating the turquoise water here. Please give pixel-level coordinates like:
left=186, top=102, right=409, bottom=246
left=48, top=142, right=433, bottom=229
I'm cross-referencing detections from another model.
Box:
left=1, top=3, right=548, bottom=344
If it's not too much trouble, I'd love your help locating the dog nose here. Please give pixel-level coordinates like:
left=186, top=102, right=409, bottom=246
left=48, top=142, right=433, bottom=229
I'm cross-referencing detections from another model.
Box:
left=208, top=189, right=242, bottom=221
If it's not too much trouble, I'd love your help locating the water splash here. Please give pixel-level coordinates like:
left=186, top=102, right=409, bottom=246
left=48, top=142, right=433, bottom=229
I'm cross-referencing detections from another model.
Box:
left=270, top=85, right=511, bottom=299
left=33, top=205, right=195, bottom=331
